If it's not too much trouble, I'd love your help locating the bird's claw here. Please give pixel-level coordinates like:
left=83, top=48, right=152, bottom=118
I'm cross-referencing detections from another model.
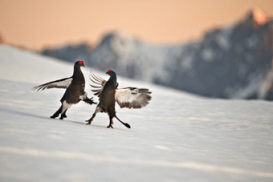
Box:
left=86, top=97, right=97, bottom=105
left=86, top=119, right=91, bottom=125
left=107, top=125, right=113, bottom=129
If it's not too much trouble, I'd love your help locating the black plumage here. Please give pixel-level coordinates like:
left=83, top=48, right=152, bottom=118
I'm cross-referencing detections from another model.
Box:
left=33, top=61, right=96, bottom=119
left=86, top=69, right=152, bottom=129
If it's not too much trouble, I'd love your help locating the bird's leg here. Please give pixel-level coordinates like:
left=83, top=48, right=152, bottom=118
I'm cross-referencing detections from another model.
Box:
left=86, top=114, right=95, bottom=125
left=50, top=105, right=62, bottom=119
left=107, top=124, right=113, bottom=128
left=86, top=106, right=101, bottom=125
left=107, top=116, right=114, bottom=129
left=59, top=101, right=72, bottom=120
left=63, top=110, right=67, bottom=118
left=81, top=92, right=97, bottom=105
left=60, top=109, right=67, bottom=120
left=83, top=97, right=97, bottom=105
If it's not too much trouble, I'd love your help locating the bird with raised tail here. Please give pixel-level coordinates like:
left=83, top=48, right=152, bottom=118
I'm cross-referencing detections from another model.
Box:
left=86, top=69, right=152, bottom=129
left=33, top=61, right=96, bottom=119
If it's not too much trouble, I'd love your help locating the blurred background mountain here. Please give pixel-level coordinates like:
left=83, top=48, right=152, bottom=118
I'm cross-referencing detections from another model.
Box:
left=41, top=9, right=273, bottom=100
left=1, top=1, right=273, bottom=100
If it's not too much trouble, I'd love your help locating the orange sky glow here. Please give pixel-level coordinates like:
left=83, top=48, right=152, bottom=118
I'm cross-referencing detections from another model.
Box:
left=0, top=0, right=273, bottom=51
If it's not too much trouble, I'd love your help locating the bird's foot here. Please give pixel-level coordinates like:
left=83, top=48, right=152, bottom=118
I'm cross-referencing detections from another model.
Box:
left=107, top=125, right=114, bottom=129
left=85, top=97, right=97, bottom=105
left=59, top=113, right=67, bottom=120
left=50, top=115, right=57, bottom=119
left=90, top=97, right=97, bottom=105
left=86, top=119, right=92, bottom=125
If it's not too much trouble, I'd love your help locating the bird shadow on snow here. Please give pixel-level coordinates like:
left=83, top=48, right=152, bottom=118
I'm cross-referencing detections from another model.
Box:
left=2, top=107, right=129, bottom=131
left=1, top=107, right=49, bottom=121
left=50, top=118, right=129, bottom=131
left=87, top=123, right=129, bottom=131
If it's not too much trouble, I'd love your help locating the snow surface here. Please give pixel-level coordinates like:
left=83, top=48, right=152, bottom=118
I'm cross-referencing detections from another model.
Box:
left=0, top=45, right=273, bottom=182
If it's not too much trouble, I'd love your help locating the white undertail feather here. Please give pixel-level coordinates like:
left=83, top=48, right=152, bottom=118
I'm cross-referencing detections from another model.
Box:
left=62, top=101, right=73, bottom=113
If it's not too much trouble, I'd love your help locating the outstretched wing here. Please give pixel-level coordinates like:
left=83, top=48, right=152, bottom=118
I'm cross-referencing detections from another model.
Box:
left=115, top=87, right=152, bottom=109
left=32, top=77, right=73, bottom=91
left=89, top=71, right=107, bottom=97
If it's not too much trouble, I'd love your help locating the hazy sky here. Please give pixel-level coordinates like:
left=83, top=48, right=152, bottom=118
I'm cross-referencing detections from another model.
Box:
left=1, top=0, right=273, bottom=50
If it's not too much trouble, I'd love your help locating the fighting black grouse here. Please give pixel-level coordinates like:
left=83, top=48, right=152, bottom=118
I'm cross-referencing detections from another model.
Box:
left=33, top=61, right=96, bottom=119
left=86, top=69, right=152, bottom=128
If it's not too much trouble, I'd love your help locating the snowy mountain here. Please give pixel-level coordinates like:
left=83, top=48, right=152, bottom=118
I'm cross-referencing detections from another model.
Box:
left=1, top=45, right=273, bottom=181
left=41, top=10, right=273, bottom=100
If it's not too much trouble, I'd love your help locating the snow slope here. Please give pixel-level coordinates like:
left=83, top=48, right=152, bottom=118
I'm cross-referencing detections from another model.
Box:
left=0, top=45, right=273, bottom=182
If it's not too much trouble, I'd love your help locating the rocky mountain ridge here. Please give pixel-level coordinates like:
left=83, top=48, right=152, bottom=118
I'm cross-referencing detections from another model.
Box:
left=41, top=9, right=273, bottom=100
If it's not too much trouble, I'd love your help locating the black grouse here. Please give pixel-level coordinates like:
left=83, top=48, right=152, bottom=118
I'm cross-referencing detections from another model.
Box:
left=33, top=61, right=96, bottom=119
left=86, top=69, right=152, bottom=129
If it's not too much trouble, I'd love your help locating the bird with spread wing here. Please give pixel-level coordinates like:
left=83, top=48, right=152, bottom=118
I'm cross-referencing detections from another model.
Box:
left=33, top=61, right=96, bottom=119
left=86, top=69, right=152, bottom=129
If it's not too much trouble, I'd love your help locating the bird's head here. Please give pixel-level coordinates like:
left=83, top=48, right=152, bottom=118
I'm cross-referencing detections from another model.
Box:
left=76, top=61, right=85, bottom=67
left=106, top=69, right=115, bottom=76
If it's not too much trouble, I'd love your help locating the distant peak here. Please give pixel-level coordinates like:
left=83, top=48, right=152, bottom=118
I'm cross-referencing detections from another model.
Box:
left=252, top=8, right=271, bottom=25
left=101, top=31, right=134, bottom=43
left=0, top=33, right=4, bottom=44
